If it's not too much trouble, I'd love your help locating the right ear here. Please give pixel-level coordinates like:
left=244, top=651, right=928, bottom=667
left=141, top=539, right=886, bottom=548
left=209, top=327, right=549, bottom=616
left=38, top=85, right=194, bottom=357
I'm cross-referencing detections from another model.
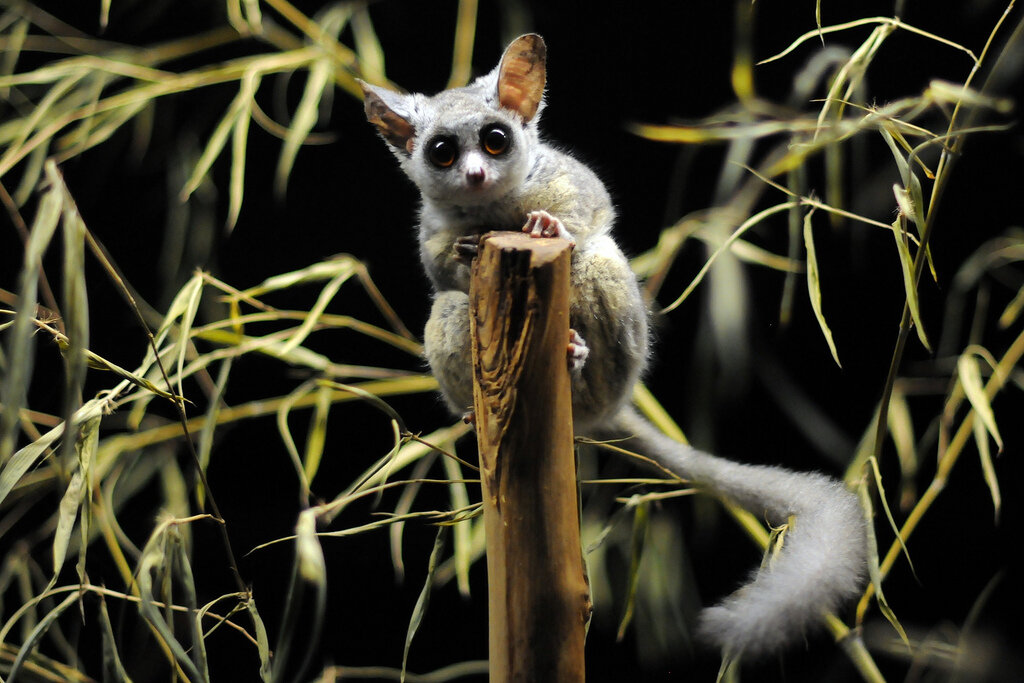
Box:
left=358, top=79, right=416, bottom=154
left=497, top=34, right=547, bottom=122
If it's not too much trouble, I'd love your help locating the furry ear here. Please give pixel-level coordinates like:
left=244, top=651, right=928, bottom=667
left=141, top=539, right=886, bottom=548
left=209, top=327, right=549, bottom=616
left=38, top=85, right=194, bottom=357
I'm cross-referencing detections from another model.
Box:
left=496, top=34, right=546, bottom=122
left=358, top=79, right=416, bottom=154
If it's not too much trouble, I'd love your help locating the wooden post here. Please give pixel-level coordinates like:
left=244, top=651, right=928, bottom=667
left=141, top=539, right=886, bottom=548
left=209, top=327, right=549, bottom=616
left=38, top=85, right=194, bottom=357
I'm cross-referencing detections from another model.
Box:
left=470, top=231, right=589, bottom=682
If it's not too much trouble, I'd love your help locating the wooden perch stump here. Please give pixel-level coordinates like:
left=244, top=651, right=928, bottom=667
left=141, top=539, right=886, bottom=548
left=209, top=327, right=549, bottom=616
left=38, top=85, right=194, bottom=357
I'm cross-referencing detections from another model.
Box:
left=470, top=231, right=589, bottom=682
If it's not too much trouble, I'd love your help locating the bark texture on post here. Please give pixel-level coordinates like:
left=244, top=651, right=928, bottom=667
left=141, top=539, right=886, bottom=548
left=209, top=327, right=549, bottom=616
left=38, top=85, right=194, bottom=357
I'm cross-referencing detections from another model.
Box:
left=470, top=231, right=589, bottom=683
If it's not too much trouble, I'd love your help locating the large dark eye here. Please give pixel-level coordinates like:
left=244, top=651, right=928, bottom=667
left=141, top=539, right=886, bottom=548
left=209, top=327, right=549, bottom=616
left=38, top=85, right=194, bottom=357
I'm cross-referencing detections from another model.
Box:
left=427, top=136, right=458, bottom=168
left=480, top=124, right=510, bottom=156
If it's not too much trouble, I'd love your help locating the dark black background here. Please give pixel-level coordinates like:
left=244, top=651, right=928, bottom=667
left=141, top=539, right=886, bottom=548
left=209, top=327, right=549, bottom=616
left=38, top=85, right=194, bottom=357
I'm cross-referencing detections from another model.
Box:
left=2, top=1, right=1023, bottom=681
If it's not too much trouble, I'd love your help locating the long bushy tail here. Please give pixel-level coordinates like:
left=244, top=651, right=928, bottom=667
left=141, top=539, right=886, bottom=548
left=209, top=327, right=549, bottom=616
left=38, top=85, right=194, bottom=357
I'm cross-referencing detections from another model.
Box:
left=608, top=408, right=867, bottom=657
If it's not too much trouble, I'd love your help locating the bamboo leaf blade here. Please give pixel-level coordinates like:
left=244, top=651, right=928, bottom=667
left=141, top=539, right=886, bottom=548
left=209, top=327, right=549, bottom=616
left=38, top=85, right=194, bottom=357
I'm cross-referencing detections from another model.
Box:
left=275, top=57, right=333, bottom=196
left=802, top=209, right=842, bottom=366
left=957, top=350, right=1004, bottom=452
left=1, top=183, right=62, bottom=463
left=889, top=211, right=932, bottom=352
left=402, top=526, right=447, bottom=683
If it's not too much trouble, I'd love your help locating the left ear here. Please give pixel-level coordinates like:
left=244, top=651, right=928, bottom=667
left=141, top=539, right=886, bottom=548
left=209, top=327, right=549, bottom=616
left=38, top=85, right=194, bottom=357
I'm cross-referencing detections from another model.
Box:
left=496, top=34, right=546, bottom=122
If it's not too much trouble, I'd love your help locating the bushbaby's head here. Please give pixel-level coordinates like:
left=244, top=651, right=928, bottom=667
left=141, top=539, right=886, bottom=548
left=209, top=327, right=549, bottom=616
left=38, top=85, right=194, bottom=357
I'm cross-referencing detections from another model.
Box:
left=360, top=34, right=547, bottom=206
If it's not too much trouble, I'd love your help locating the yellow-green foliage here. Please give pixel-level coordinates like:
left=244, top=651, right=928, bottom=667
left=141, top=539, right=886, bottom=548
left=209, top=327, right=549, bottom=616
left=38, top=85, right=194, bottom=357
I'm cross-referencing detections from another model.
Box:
left=1, top=2, right=1020, bottom=681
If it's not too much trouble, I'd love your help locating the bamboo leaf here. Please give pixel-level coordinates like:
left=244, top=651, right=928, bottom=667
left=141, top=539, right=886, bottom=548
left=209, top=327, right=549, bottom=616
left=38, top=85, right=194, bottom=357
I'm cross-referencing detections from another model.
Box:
left=803, top=208, right=842, bottom=366
left=868, top=456, right=914, bottom=575
left=323, top=507, right=479, bottom=538
left=13, top=138, right=51, bottom=206
left=64, top=98, right=154, bottom=172
left=242, top=255, right=360, bottom=296
left=442, top=454, right=472, bottom=597
left=779, top=167, right=806, bottom=325
left=351, top=6, right=386, bottom=84
left=889, top=212, right=931, bottom=351
left=957, top=351, right=1003, bottom=452
left=318, top=380, right=408, bottom=434
left=389, top=452, right=438, bottom=582
left=0, top=72, right=88, bottom=173
left=182, top=72, right=260, bottom=202
left=62, top=71, right=110, bottom=157
left=227, top=0, right=264, bottom=35
left=136, top=517, right=210, bottom=683
left=887, top=389, right=919, bottom=509
left=296, top=509, right=326, bottom=585
left=56, top=165, right=91, bottom=473
left=0, top=397, right=108, bottom=507
left=276, top=379, right=317, bottom=495
left=1, top=182, right=62, bottom=462
left=973, top=416, right=1001, bottom=523
left=887, top=391, right=915, bottom=470
left=303, top=382, right=333, bottom=485
left=50, top=416, right=101, bottom=590
left=51, top=466, right=84, bottom=589
left=175, top=271, right=205, bottom=401
left=633, top=383, right=689, bottom=444
left=99, top=0, right=111, bottom=29
left=883, top=125, right=935, bottom=281
left=99, top=595, right=135, bottom=682
left=316, top=3, right=354, bottom=41
left=196, top=357, right=233, bottom=507
left=199, top=328, right=338, bottom=373
left=271, top=510, right=327, bottom=683
left=446, top=0, right=478, bottom=88
left=998, top=284, right=1024, bottom=328
left=716, top=654, right=741, bottom=683
left=155, top=270, right=206, bottom=347
left=0, top=17, right=30, bottom=86
left=171, top=529, right=210, bottom=682
left=928, top=79, right=1012, bottom=112
left=251, top=508, right=475, bottom=552
left=79, top=346, right=186, bottom=402
left=584, top=496, right=640, bottom=556
left=123, top=271, right=204, bottom=421
left=882, top=127, right=925, bottom=227
left=402, top=525, right=447, bottom=683
left=6, top=590, right=83, bottom=681
left=662, top=202, right=798, bottom=314
left=226, top=70, right=260, bottom=231
left=243, top=0, right=264, bottom=33
left=276, top=57, right=333, bottom=195
left=616, top=498, right=649, bottom=641
left=246, top=597, right=273, bottom=682
left=857, top=475, right=910, bottom=649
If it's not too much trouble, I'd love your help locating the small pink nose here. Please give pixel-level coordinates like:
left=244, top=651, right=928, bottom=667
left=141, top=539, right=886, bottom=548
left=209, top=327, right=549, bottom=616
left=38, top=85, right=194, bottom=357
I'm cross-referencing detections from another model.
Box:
left=466, top=168, right=485, bottom=185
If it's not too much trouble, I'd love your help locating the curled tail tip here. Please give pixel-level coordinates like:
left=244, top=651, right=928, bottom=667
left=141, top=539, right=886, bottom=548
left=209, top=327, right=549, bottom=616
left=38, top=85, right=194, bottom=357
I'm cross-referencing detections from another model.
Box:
left=610, top=407, right=870, bottom=656
left=697, top=605, right=795, bottom=658
left=696, top=509, right=869, bottom=658
left=696, top=575, right=864, bottom=658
